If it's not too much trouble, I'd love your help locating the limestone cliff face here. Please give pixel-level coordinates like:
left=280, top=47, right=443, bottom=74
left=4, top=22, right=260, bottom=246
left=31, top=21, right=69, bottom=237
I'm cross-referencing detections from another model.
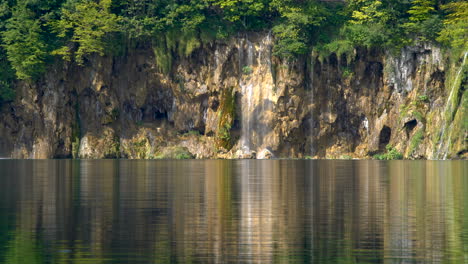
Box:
left=0, top=32, right=466, bottom=159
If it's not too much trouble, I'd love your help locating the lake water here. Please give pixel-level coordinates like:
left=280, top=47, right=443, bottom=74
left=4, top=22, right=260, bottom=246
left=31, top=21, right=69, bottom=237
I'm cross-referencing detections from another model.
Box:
left=0, top=160, right=466, bottom=263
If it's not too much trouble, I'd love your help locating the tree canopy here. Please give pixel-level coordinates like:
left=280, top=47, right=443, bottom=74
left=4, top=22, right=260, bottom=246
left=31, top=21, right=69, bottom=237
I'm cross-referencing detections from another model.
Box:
left=0, top=0, right=466, bottom=88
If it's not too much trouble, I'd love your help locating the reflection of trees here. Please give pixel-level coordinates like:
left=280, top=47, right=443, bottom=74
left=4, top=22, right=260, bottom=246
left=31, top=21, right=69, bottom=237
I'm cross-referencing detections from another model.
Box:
left=0, top=160, right=466, bottom=263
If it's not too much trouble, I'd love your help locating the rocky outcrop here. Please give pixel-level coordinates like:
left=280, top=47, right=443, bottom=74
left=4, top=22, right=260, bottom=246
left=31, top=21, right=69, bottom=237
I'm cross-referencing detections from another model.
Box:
left=0, top=32, right=465, bottom=159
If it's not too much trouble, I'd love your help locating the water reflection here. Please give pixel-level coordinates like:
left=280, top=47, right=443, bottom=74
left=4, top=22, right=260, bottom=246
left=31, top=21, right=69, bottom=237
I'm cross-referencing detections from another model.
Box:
left=0, top=160, right=466, bottom=263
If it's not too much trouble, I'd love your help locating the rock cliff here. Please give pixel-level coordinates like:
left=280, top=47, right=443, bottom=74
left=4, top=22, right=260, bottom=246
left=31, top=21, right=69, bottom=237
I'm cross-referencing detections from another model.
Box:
left=0, top=32, right=466, bottom=159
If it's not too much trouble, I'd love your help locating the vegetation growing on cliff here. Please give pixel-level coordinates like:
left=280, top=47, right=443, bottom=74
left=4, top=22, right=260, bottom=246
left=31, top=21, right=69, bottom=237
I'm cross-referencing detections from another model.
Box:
left=373, top=144, right=403, bottom=160
left=216, top=87, right=236, bottom=150
left=0, top=0, right=466, bottom=82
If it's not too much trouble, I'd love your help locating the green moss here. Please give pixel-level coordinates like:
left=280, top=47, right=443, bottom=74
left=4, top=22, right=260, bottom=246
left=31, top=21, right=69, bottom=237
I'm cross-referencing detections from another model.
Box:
left=184, top=130, right=201, bottom=136
left=409, top=129, right=424, bottom=155
left=178, top=30, right=201, bottom=58
left=448, top=88, right=468, bottom=155
left=314, top=40, right=355, bottom=64
left=417, top=94, right=429, bottom=103
left=399, top=103, right=411, bottom=121
left=153, top=30, right=202, bottom=74
left=399, top=94, right=429, bottom=123
left=341, top=66, right=353, bottom=79
left=373, top=144, right=403, bottom=160
left=154, top=146, right=194, bottom=159
left=242, top=66, right=253, bottom=75
left=413, top=110, right=425, bottom=123
left=153, top=39, right=173, bottom=74
left=444, top=51, right=467, bottom=122
left=434, top=51, right=467, bottom=156
left=216, top=87, right=236, bottom=150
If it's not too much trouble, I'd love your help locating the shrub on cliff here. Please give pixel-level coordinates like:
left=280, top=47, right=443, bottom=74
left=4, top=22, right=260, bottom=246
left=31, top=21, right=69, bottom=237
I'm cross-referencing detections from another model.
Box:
left=373, top=144, right=404, bottom=160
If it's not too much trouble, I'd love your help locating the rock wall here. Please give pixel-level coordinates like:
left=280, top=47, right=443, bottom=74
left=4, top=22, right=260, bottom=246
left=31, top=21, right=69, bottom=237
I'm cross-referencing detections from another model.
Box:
left=0, top=32, right=466, bottom=159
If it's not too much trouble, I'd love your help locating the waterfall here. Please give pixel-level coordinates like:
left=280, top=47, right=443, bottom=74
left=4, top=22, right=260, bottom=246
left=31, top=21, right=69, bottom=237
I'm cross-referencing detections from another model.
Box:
left=435, top=51, right=468, bottom=159
left=240, top=38, right=254, bottom=153
left=239, top=33, right=275, bottom=157
left=309, top=56, right=315, bottom=156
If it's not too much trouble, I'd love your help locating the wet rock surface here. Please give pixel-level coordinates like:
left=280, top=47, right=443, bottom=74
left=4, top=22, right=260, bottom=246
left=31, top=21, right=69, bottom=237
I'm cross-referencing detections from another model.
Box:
left=0, top=33, right=465, bottom=159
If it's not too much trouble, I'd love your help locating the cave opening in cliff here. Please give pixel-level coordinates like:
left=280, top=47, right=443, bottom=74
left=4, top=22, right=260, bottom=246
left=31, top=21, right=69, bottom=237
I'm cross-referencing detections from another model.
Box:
left=379, top=126, right=391, bottom=150
left=404, top=119, right=418, bottom=135
left=153, top=111, right=168, bottom=120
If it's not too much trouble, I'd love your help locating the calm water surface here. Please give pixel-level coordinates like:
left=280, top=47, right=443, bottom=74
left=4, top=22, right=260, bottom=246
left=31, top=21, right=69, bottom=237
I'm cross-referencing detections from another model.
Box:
left=0, top=160, right=466, bottom=263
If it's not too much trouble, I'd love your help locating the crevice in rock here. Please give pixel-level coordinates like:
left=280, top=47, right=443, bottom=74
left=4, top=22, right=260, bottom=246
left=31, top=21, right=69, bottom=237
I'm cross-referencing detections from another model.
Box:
left=379, top=125, right=391, bottom=150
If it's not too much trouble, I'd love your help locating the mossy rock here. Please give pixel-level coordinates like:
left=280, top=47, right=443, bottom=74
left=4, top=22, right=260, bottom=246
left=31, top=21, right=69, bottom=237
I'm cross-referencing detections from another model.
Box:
left=155, top=146, right=194, bottom=159
left=408, top=128, right=425, bottom=157
left=216, top=87, right=236, bottom=150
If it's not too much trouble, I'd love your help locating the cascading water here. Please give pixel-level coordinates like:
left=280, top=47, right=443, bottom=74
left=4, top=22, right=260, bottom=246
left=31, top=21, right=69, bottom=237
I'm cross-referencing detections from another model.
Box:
left=309, top=56, right=315, bottom=156
left=240, top=38, right=254, bottom=153
left=435, top=51, right=468, bottom=159
left=239, top=33, right=275, bottom=158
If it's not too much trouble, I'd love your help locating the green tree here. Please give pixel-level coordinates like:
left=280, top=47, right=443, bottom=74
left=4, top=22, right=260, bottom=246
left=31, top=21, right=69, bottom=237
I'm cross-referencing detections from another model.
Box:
left=1, top=3, right=48, bottom=79
left=213, top=0, right=269, bottom=29
left=437, top=1, right=468, bottom=49
left=348, top=0, right=389, bottom=25
left=52, top=0, right=121, bottom=64
left=0, top=47, right=15, bottom=105
left=408, top=0, right=435, bottom=22
left=404, top=0, right=441, bottom=41
left=271, top=0, right=328, bottom=58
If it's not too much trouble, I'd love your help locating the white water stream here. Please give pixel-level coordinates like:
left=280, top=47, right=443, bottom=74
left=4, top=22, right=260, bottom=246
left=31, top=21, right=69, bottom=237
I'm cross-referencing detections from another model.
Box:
left=239, top=34, right=274, bottom=156
left=435, top=51, right=467, bottom=159
left=309, top=57, right=315, bottom=156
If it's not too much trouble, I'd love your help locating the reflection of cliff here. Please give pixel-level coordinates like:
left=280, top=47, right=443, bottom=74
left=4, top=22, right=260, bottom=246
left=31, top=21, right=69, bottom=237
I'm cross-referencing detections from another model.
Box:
left=0, top=160, right=467, bottom=263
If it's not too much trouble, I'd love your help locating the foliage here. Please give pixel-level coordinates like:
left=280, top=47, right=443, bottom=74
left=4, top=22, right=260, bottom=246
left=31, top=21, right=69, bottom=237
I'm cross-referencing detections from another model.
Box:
left=216, top=87, right=236, bottom=150
left=404, top=0, right=441, bottom=41
left=341, top=66, right=353, bottom=79
left=1, top=3, right=48, bottom=79
left=271, top=0, right=328, bottom=58
left=0, top=48, right=15, bottom=105
left=409, top=129, right=424, bottom=155
left=315, top=39, right=354, bottom=63
left=437, top=1, right=468, bottom=50
left=0, top=0, right=465, bottom=85
left=373, top=144, right=403, bottom=160
left=242, top=65, right=252, bottom=75
left=417, top=94, right=429, bottom=102
left=408, top=0, right=435, bottom=22
left=51, top=0, right=121, bottom=64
